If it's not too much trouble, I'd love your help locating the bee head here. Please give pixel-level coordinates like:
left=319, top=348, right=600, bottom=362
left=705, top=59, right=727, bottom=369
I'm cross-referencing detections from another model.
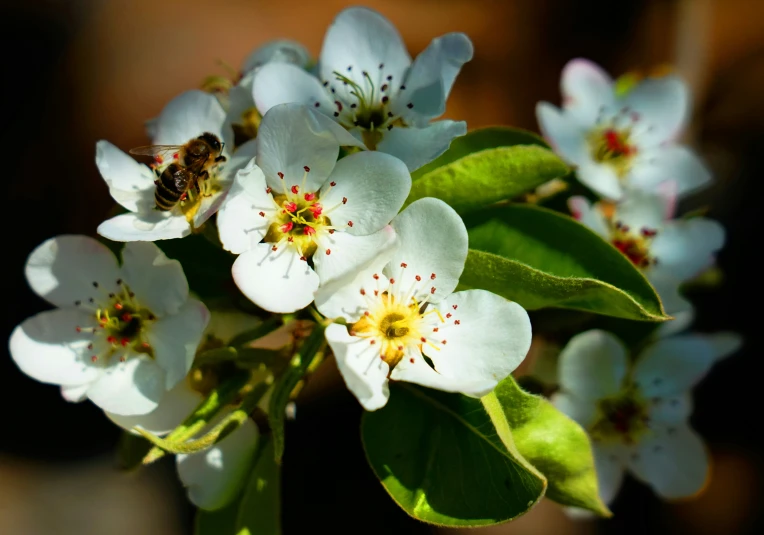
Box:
left=199, top=132, right=223, bottom=155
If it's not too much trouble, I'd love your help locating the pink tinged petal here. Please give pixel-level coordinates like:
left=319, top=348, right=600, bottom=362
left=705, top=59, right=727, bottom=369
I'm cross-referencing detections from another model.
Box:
left=552, top=392, right=598, bottom=428
left=313, top=226, right=397, bottom=285
left=649, top=218, right=725, bottom=282
left=86, top=355, right=166, bottom=416
left=627, top=424, right=709, bottom=500
left=419, top=290, right=532, bottom=397
left=558, top=330, right=628, bottom=400
left=624, top=75, right=690, bottom=147
left=320, top=151, right=411, bottom=235
left=648, top=392, right=693, bottom=424
left=97, top=212, right=191, bottom=242
left=613, top=190, right=669, bottom=232
left=146, top=299, right=210, bottom=390
left=375, top=120, right=467, bottom=172
left=633, top=336, right=718, bottom=397
left=61, top=383, right=90, bottom=402
left=232, top=243, right=319, bottom=313
left=535, top=102, right=589, bottom=164
left=25, top=235, right=120, bottom=309
left=591, top=442, right=627, bottom=505
left=107, top=380, right=201, bottom=436
left=325, top=324, right=390, bottom=411
left=242, top=39, right=310, bottom=73
left=253, top=62, right=334, bottom=116
left=319, top=7, right=411, bottom=91
left=629, top=146, right=712, bottom=198
left=217, top=162, right=272, bottom=254
left=177, top=418, right=259, bottom=511
left=120, top=242, right=189, bottom=317
left=153, top=90, right=232, bottom=150
left=96, top=141, right=156, bottom=213
left=568, top=196, right=609, bottom=238
left=10, top=309, right=102, bottom=386
left=388, top=198, right=468, bottom=303
left=560, top=58, right=615, bottom=125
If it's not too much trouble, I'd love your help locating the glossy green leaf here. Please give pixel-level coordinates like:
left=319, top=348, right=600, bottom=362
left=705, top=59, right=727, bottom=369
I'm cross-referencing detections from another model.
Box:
left=460, top=205, right=668, bottom=321
left=406, top=128, right=569, bottom=214
left=195, top=499, right=240, bottom=535
left=361, top=384, right=546, bottom=527
left=236, top=437, right=281, bottom=535
left=494, top=376, right=610, bottom=516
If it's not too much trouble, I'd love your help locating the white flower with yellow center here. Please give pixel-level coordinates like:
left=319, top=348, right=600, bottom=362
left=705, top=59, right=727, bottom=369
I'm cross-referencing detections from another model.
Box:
left=96, top=90, right=256, bottom=241
left=217, top=103, right=411, bottom=314
left=315, top=198, right=532, bottom=411
left=253, top=6, right=473, bottom=172
left=536, top=59, right=711, bottom=200
left=554, top=329, right=741, bottom=504
left=9, top=236, right=209, bottom=415
left=569, top=188, right=725, bottom=318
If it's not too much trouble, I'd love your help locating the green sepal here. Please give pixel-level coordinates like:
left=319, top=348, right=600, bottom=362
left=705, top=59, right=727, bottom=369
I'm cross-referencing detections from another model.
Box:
left=115, top=431, right=151, bottom=471
left=460, top=204, right=668, bottom=321
left=361, top=384, right=546, bottom=527
left=195, top=346, right=284, bottom=370
left=494, top=376, right=611, bottom=516
left=236, top=436, right=281, bottom=535
left=195, top=499, right=240, bottom=535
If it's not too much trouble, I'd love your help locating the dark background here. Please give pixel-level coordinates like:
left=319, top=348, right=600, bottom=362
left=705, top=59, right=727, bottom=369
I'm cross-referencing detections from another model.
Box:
left=2, top=0, right=762, bottom=534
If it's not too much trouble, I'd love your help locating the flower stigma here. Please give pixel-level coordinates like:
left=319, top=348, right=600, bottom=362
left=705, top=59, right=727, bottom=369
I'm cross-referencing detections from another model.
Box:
left=609, top=220, right=658, bottom=268
left=589, top=388, right=651, bottom=445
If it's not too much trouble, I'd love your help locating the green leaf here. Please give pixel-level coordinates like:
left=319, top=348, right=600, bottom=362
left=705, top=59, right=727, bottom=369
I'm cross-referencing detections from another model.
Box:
left=236, top=436, right=281, bottom=535
left=195, top=499, right=240, bottom=535
left=460, top=204, right=668, bottom=321
left=494, top=376, right=610, bottom=516
left=361, top=384, right=546, bottom=527
left=405, top=128, right=569, bottom=214
left=268, top=323, right=326, bottom=463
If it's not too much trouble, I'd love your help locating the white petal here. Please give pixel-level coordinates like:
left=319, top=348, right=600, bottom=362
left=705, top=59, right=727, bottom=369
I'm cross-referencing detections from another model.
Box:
left=388, top=198, right=468, bottom=302
left=86, top=355, right=166, bottom=416
left=558, top=330, right=628, bottom=400
left=177, top=417, right=259, bottom=511
left=253, top=62, right=334, bottom=115
left=629, top=146, right=712, bottom=198
left=560, top=59, right=615, bottom=125
left=217, top=161, right=273, bottom=254
left=325, top=324, right=390, bottom=411
left=624, top=76, right=689, bottom=147
left=576, top=158, right=623, bottom=200
left=400, top=33, right=473, bottom=118
left=633, top=335, right=717, bottom=396
left=654, top=300, right=695, bottom=338
left=703, top=332, right=743, bottom=361
left=320, top=7, right=410, bottom=91
left=10, top=309, right=102, bottom=386
left=96, top=141, right=156, bottom=213
left=226, top=71, right=256, bottom=133
left=61, top=383, right=90, bottom=402
left=613, top=190, right=669, bottom=233
left=568, top=196, right=609, bottom=238
left=107, top=379, right=201, bottom=435
left=648, top=218, right=725, bottom=282
left=627, top=424, right=709, bottom=499
left=154, top=90, right=232, bottom=150
left=535, top=102, right=589, bottom=164
left=552, top=392, right=597, bottom=428
left=313, top=226, right=397, bottom=285
left=647, top=393, right=693, bottom=424
left=97, top=212, right=191, bottom=242
left=376, top=120, right=467, bottom=172
left=25, top=235, right=121, bottom=308
left=591, top=442, right=626, bottom=505
left=242, top=39, right=311, bottom=73
left=120, top=241, right=189, bottom=316
left=418, top=290, right=532, bottom=397
left=146, top=299, right=210, bottom=390
left=320, top=151, right=410, bottom=235
left=389, top=353, right=494, bottom=396
left=232, top=243, right=319, bottom=313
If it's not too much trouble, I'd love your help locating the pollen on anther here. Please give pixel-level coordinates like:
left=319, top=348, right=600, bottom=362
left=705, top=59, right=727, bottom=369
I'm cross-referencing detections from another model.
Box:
left=326, top=249, right=331, bottom=255
left=304, top=166, right=311, bottom=172
left=364, top=311, right=370, bottom=316
left=91, top=356, right=98, bottom=362
left=381, top=84, right=388, bottom=91
left=430, top=273, right=436, bottom=280
left=300, top=256, right=307, bottom=261
left=374, top=290, right=379, bottom=296
left=291, top=185, right=300, bottom=194
left=390, top=278, right=396, bottom=284
left=119, top=356, right=126, bottom=363
left=382, top=96, right=389, bottom=104
left=259, top=211, right=265, bottom=217
left=114, top=303, right=123, bottom=310
left=370, top=340, right=376, bottom=345
left=430, top=287, right=436, bottom=294
left=454, top=320, right=461, bottom=325
left=446, top=313, right=452, bottom=318
left=400, top=262, right=407, bottom=268
left=266, top=187, right=272, bottom=194
left=347, top=220, right=353, bottom=227
left=373, top=274, right=380, bottom=280
left=442, top=340, right=447, bottom=345
left=75, top=327, right=82, bottom=333
left=452, top=305, right=458, bottom=310
left=409, top=358, right=415, bottom=363
left=107, top=336, right=116, bottom=344
left=420, top=337, right=426, bottom=343
left=87, top=343, right=93, bottom=350
left=120, top=338, right=130, bottom=347
left=121, top=313, right=132, bottom=322
left=272, top=245, right=278, bottom=251
left=415, top=275, right=421, bottom=281
left=342, top=197, right=348, bottom=204
left=278, top=171, right=284, bottom=179
left=330, top=181, right=336, bottom=186
left=360, top=289, right=366, bottom=295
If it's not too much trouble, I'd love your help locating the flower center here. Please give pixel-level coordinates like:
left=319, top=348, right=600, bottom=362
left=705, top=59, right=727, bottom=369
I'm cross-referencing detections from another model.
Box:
left=588, top=127, right=637, bottom=176
left=74, top=279, right=156, bottom=364
left=352, top=294, right=423, bottom=367
left=609, top=220, right=657, bottom=269
left=590, top=389, right=650, bottom=445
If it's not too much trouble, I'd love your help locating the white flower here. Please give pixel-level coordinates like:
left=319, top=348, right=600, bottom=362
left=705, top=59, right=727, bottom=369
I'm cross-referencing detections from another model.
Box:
left=9, top=235, right=209, bottom=415
left=96, top=90, right=256, bottom=241
left=569, top=187, right=725, bottom=317
left=252, top=6, right=473, bottom=172
left=315, top=198, right=532, bottom=411
left=217, top=103, right=411, bottom=314
left=536, top=59, right=711, bottom=200
left=554, top=329, right=741, bottom=503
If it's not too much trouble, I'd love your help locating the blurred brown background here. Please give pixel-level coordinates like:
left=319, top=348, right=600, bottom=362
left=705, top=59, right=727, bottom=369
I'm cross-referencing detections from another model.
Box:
left=2, top=0, right=763, bottom=534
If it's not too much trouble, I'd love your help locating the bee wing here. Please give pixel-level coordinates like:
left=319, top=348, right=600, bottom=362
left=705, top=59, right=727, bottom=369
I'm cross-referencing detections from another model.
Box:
left=129, top=145, right=183, bottom=160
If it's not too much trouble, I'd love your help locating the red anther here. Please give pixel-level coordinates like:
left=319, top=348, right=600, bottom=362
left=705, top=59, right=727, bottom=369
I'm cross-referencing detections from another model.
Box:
left=398, top=345, right=404, bottom=351
left=433, top=327, right=439, bottom=332
left=409, top=358, right=415, bottom=363
left=284, top=201, right=297, bottom=212
left=452, top=305, right=458, bottom=310
left=119, top=356, right=126, bottom=362
left=641, top=228, right=657, bottom=238
left=328, top=229, right=335, bottom=234
left=347, top=221, right=353, bottom=227
left=91, top=355, right=98, bottom=362
left=430, top=287, right=436, bottom=294
left=303, top=226, right=316, bottom=236
left=75, top=327, right=82, bottom=333
left=180, top=193, right=187, bottom=201
left=155, top=155, right=164, bottom=164
left=291, top=185, right=300, bottom=194
left=442, top=340, right=447, bottom=345
left=374, top=290, right=379, bottom=296
left=373, top=274, right=379, bottom=280
left=342, top=197, right=348, bottom=204
left=360, top=289, right=366, bottom=295
left=287, top=236, right=294, bottom=242
left=454, top=320, right=461, bottom=325
left=259, top=211, right=265, bottom=217
left=272, top=245, right=278, bottom=251
left=420, top=337, right=426, bottom=343
left=364, top=311, right=370, bottom=316
left=430, top=273, right=436, bottom=280
left=446, top=313, right=452, bottom=318
left=621, top=225, right=630, bottom=232
left=107, top=336, right=117, bottom=344
left=389, top=278, right=395, bottom=284
left=382, top=96, right=389, bottom=104
left=380, top=355, right=385, bottom=359
left=309, top=203, right=323, bottom=216
left=415, top=275, right=421, bottom=281
left=142, top=342, right=150, bottom=348
left=400, top=263, right=407, bottom=268
left=330, top=181, right=336, bottom=187
left=120, top=338, right=130, bottom=347
left=304, top=165, right=311, bottom=172
left=87, top=344, right=93, bottom=350
left=280, top=221, right=294, bottom=233
left=114, top=303, right=123, bottom=310
left=299, top=256, right=307, bottom=261
left=121, top=313, right=132, bottom=322
left=172, top=152, right=179, bottom=160
left=278, top=172, right=284, bottom=179
left=381, top=84, right=388, bottom=91
left=370, top=340, right=376, bottom=345
left=266, top=187, right=272, bottom=194
left=304, top=192, right=316, bottom=201
left=326, top=249, right=331, bottom=255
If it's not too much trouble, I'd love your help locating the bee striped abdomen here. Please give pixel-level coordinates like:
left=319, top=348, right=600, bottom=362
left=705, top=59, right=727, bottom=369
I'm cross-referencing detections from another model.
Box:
left=154, top=163, right=189, bottom=211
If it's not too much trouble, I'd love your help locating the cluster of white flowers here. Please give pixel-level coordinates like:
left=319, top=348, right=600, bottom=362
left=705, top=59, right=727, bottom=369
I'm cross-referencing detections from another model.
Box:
left=537, top=60, right=741, bottom=507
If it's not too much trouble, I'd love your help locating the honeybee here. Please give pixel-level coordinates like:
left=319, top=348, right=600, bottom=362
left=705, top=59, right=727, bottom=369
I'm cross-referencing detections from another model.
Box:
left=130, top=132, right=227, bottom=211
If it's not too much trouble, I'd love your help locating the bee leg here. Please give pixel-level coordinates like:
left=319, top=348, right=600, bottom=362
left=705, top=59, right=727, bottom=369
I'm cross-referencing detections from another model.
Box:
left=215, top=155, right=227, bottom=163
